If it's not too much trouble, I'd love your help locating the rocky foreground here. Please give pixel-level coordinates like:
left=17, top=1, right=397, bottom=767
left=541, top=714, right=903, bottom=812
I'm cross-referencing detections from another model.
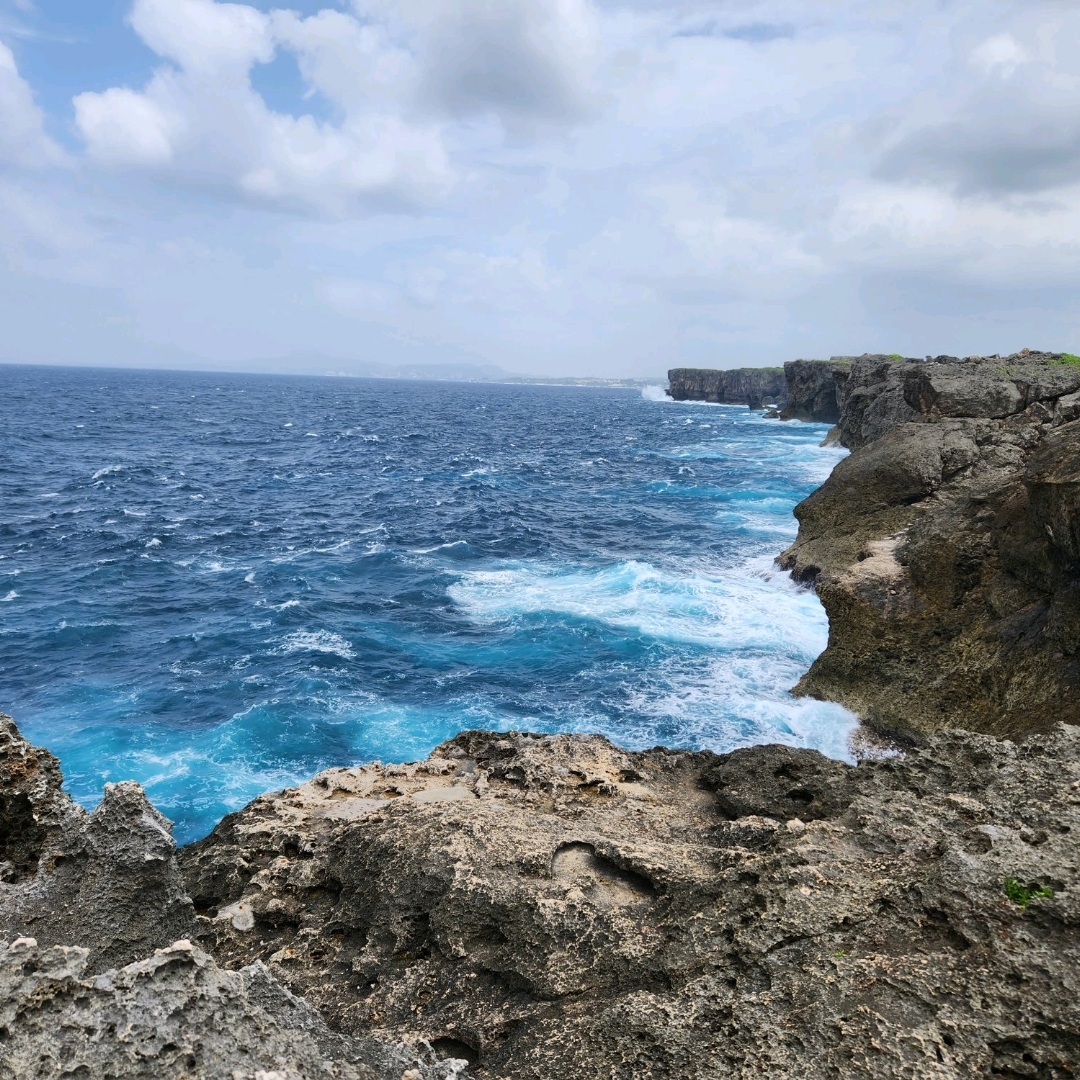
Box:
left=3, top=712, right=1080, bottom=1079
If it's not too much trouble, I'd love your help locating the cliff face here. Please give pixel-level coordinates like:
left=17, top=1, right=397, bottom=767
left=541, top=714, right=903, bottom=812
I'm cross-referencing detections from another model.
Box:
left=778, top=358, right=856, bottom=423
left=667, top=366, right=785, bottom=408
left=780, top=351, right=1080, bottom=740
left=5, top=713, right=1079, bottom=1080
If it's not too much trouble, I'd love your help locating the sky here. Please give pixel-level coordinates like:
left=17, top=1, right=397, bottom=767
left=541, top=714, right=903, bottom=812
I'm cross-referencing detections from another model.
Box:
left=1, top=0, right=1079, bottom=378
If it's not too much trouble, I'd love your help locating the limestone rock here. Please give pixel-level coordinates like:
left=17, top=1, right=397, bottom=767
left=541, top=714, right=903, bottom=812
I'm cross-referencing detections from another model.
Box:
left=779, top=358, right=857, bottom=423
left=780, top=352, right=1080, bottom=739
left=0, top=937, right=379, bottom=1079
left=180, top=726, right=1080, bottom=1080
left=0, top=715, right=194, bottom=972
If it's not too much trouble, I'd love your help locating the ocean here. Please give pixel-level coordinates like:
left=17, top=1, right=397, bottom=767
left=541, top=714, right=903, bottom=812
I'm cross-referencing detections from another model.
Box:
left=0, top=365, right=854, bottom=843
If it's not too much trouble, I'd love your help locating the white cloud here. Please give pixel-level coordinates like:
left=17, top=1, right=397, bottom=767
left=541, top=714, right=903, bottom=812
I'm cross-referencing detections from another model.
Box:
left=971, top=33, right=1027, bottom=78
left=73, top=0, right=453, bottom=213
left=75, top=86, right=175, bottom=165
left=0, top=38, right=63, bottom=168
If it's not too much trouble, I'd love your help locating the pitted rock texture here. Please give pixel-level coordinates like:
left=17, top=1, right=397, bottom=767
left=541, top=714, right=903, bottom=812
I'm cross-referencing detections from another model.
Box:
left=0, top=714, right=194, bottom=972
left=181, top=726, right=1080, bottom=1080
left=667, top=367, right=785, bottom=409
left=780, top=352, right=1080, bottom=739
left=0, top=937, right=379, bottom=1080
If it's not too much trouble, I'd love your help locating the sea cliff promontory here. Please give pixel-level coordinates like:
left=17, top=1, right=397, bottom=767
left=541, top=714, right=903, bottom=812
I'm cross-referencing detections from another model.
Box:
left=667, top=366, right=785, bottom=409
left=780, top=350, right=1080, bottom=741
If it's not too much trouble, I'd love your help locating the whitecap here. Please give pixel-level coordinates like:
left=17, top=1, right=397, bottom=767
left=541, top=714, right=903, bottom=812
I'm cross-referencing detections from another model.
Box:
left=449, top=558, right=831, bottom=655
left=1, top=590, right=17, bottom=602
left=123, top=508, right=147, bottom=517
left=244, top=571, right=256, bottom=584
left=91, top=464, right=124, bottom=481
left=38, top=492, right=59, bottom=498
left=410, top=539, right=468, bottom=555
left=276, top=599, right=301, bottom=610
left=146, top=538, right=162, bottom=548
left=279, top=630, right=355, bottom=660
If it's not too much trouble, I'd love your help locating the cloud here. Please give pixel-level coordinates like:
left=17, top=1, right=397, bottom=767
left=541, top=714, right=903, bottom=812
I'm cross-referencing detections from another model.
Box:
left=70, top=0, right=603, bottom=212
left=0, top=38, right=64, bottom=168
left=873, top=16, right=1080, bottom=197
left=409, top=0, right=598, bottom=124
left=73, top=0, right=453, bottom=214
left=970, top=33, right=1027, bottom=78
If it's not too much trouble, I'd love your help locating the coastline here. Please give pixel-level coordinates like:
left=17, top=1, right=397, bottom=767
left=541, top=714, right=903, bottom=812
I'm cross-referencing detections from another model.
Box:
left=3, top=350, right=1080, bottom=1077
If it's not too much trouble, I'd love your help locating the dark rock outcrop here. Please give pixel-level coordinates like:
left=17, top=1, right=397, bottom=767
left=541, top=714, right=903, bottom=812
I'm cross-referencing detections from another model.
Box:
left=176, top=725, right=1080, bottom=1080
left=780, top=351, right=1080, bottom=740
left=667, top=366, right=785, bottom=408
left=0, top=715, right=194, bottom=972
left=778, top=358, right=856, bottom=423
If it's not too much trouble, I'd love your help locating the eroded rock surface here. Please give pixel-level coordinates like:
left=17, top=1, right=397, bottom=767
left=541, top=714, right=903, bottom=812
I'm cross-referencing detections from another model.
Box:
left=0, top=714, right=194, bottom=972
left=180, top=726, right=1080, bottom=1080
left=0, top=938, right=379, bottom=1080
left=780, top=351, right=1080, bottom=739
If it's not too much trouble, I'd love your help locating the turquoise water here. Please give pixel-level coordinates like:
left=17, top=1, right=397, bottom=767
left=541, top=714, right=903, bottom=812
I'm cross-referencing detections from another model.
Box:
left=0, top=365, right=853, bottom=842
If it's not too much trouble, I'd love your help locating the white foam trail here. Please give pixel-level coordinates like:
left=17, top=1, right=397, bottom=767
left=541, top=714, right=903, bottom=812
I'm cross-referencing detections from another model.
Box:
left=280, top=630, right=355, bottom=659
left=450, top=559, right=828, bottom=654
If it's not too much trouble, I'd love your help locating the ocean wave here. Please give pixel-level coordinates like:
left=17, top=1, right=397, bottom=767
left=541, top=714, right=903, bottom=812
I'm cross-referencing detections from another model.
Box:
left=640, top=385, right=671, bottom=402
left=449, top=558, right=829, bottom=656
left=279, top=630, right=355, bottom=659
left=91, top=464, right=124, bottom=481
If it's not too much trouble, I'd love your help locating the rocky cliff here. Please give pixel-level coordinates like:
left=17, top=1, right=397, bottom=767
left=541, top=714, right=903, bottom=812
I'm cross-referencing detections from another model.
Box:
left=780, top=350, right=1080, bottom=741
left=667, top=367, right=785, bottom=408
left=778, top=358, right=856, bottom=423
left=3, top=714, right=1079, bottom=1079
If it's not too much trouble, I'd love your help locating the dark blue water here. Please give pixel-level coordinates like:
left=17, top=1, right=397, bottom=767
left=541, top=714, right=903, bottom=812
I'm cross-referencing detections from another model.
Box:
left=0, top=365, right=853, bottom=843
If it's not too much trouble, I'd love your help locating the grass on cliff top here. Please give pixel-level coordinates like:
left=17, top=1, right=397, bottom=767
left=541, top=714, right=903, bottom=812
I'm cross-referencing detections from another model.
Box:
left=1051, top=353, right=1080, bottom=368
left=1004, top=877, right=1054, bottom=907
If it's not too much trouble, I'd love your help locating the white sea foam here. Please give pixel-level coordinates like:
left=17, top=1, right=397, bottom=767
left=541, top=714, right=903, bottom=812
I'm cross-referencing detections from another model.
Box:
left=641, top=385, right=671, bottom=402
left=276, top=599, right=301, bottom=610
left=91, top=464, right=124, bottom=481
left=410, top=539, right=468, bottom=555
left=244, top=571, right=256, bottom=584
left=146, top=538, right=162, bottom=548
left=450, top=557, right=857, bottom=760
left=280, top=630, right=355, bottom=659
left=450, top=559, right=830, bottom=655
left=1, top=590, right=18, bottom=602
